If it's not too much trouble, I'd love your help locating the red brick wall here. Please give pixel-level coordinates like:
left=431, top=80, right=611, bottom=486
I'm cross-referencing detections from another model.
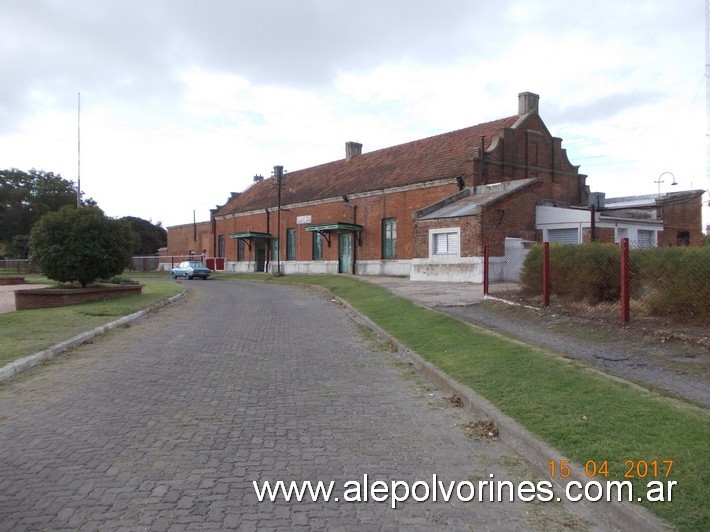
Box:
left=166, top=222, right=213, bottom=257
left=473, top=113, right=586, bottom=207
left=412, top=217, right=481, bottom=258
left=15, top=285, right=143, bottom=310
left=582, top=227, right=615, bottom=244
left=659, top=195, right=704, bottom=246
left=213, top=182, right=460, bottom=263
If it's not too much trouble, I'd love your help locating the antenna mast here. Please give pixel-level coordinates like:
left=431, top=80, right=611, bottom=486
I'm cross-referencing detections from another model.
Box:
left=77, top=92, right=81, bottom=207
left=706, top=0, right=710, bottom=185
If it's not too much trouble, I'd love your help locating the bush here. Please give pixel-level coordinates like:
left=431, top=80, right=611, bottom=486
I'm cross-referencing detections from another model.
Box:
left=99, top=275, right=139, bottom=285
left=29, top=206, right=134, bottom=287
left=522, top=243, right=710, bottom=321
left=632, top=246, right=710, bottom=320
left=522, top=243, right=620, bottom=304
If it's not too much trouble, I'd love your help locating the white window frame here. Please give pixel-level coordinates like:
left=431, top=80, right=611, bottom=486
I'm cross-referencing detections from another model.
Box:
left=547, top=227, right=580, bottom=244
left=636, top=229, right=655, bottom=248
left=429, top=227, right=461, bottom=258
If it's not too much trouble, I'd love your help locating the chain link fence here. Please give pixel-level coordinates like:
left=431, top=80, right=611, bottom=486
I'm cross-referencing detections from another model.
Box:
left=484, top=240, right=710, bottom=327
left=0, top=259, right=37, bottom=274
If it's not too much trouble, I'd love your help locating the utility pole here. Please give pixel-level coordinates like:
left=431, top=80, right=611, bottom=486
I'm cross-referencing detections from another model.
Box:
left=273, top=165, right=284, bottom=276
left=77, top=92, right=81, bottom=207
left=706, top=0, right=710, bottom=186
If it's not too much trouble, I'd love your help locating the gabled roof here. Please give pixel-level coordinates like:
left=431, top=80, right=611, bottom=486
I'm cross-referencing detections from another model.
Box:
left=215, top=115, right=520, bottom=217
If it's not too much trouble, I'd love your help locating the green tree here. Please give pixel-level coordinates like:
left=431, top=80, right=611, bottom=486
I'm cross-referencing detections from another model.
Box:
left=121, top=216, right=167, bottom=255
left=0, top=168, right=93, bottom=257
left=29, top=205, right=133, bottom=287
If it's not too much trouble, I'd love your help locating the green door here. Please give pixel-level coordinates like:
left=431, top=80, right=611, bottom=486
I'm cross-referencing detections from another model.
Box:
left=255, top=242, right=266, bottom=272
left=339, top=233, right=352, bottom=274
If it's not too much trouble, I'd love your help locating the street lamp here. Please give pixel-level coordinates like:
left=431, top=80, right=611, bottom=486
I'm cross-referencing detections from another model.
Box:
left=272, top=165, right=284, bottom=276
left=654, top=172, right=677, bottom=197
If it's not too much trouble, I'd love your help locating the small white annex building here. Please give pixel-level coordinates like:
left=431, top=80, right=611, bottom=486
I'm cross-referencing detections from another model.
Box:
left=536, top=202, right=663, bottom=248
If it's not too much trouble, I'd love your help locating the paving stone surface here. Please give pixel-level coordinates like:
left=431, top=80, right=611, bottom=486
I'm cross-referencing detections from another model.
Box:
left=0, top=280, right=592, bottom=530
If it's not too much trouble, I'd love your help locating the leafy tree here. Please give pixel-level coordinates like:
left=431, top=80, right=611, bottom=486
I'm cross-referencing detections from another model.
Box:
left=121, top=216, right=167, bottom=255
left=0, top=168, right=94, bottom=257
left=29, top=205, right=133, bottom=287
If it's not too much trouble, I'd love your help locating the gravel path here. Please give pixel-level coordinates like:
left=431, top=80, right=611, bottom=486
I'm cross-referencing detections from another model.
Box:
left=440, top=301, right=710, bottom=407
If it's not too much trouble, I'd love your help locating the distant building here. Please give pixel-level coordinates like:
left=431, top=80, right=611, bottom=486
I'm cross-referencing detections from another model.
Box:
left=537, top=190, right=705, bottom=248
left=164, top=92, right=705, bottom=282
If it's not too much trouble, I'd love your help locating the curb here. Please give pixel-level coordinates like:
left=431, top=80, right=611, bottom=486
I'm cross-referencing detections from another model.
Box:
left=0, top=289, right=188, bottom=384
left=332, top=295, right=671, bottom=532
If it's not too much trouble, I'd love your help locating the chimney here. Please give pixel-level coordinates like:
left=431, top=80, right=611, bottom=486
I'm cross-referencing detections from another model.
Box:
left=518, top=92, right=540, bottom=115
left=253, top=174, right=263, bottom=183
left=345, top=141, right=362, bottom=161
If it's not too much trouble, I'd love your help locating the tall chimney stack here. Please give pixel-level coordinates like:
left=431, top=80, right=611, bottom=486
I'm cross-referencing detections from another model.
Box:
left=345, top=141, right=363, bottom=161
left=518, top=92, right=540, bottom=115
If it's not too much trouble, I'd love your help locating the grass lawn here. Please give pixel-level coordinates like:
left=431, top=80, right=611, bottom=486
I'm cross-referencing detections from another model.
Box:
left=0, top=278, right=183, bottom=367
left=218, top=273, right=708, bottom=532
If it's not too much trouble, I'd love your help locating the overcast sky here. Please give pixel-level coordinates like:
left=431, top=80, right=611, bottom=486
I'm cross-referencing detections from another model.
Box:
left=2, top=0, right=708, bottom=228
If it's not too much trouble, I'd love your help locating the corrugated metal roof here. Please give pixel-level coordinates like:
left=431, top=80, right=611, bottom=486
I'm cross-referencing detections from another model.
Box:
left=418, top=178, right=538, bottom=220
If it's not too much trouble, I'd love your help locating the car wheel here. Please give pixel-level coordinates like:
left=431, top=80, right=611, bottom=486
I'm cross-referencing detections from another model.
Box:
left=187, top=275, right=193, bottom=280
left=171, top=272, right=176, bottom=279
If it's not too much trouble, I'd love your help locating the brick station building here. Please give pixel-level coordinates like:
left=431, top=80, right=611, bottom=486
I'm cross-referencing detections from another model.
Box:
left=163, top=91, right=704, bottom=282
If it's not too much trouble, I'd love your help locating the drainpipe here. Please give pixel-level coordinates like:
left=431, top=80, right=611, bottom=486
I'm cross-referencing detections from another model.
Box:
left=590, top=204, right=596, bottom=242
left=480, top=136, right=486, bottom=185
left=265, top=208, right=270, bottom=270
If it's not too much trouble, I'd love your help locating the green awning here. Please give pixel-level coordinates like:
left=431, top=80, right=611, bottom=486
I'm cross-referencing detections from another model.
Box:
left=305, top=223, right=363, bottom=233
left=306, top=222, right=363, bottom=246
left=229, top=231, right=272, bottom=240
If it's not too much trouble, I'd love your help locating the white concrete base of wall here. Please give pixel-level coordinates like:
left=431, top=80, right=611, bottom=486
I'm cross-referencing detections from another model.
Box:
left=356, top=260, right=411, bottom=277
left=411, top=257, right=485, bottom=283
left=274, top=261, right=339, bottom=275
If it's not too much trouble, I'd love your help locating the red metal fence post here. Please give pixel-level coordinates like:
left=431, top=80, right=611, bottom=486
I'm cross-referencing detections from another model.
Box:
left=542, top=242, right=550, bottom=308
left=483, top=244, right=489, bottom=296
left=620, top=237, right=630, bottom=326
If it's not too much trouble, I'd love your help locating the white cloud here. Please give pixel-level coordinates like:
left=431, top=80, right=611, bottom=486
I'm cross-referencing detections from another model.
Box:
left=0, top=0, right=708, bottom=227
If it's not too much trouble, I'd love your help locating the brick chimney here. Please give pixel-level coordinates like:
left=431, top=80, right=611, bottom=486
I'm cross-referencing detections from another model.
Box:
left=345, top=141, right=362, bottom=161
left=518, top=92, right=540, bottom=115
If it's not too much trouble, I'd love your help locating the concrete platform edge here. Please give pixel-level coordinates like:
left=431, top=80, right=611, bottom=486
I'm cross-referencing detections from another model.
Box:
left=332, top=295, right=671, bottom=532
left=0, top=289, right=188, bottom=384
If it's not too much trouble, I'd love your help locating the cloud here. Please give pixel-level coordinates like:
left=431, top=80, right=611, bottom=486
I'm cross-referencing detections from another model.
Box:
left=1, top=0, right=707, bottom=227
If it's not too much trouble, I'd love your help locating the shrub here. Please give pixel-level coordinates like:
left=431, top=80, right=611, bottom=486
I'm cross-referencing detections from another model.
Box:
left=522, top=243, right=620, bottom=304
left=631, top=246, right=710, bottom=320
left=522, top=243, right=710, bottom=321
left=29, top=206, right=133, bottom=288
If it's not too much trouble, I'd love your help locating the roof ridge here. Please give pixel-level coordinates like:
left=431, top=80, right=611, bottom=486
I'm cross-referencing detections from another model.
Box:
left=283, top=113, right=521, bottom=176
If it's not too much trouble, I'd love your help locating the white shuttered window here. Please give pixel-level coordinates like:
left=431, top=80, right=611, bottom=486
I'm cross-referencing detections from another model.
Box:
left=547, top=228, right=579, bottom=244
left=433, top=232, right=459, bottom=255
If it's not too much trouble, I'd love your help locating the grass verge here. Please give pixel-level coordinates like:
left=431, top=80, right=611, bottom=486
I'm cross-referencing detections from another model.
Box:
left=0, top=279, right=183, bottom=368
left=220, top=273, right=708, bottom=531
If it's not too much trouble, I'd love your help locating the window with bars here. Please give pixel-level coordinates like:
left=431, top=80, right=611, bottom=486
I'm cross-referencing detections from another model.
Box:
left=217, top=235, right=225, bottom=258
left=237, top=239, right=245, bottom=261
left=382, top=218, right=397, bottom=259
left=286, top=228, right=296, bottom=260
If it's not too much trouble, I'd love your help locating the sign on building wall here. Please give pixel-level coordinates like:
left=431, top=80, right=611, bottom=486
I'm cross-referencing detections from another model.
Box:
left=297, top=215, right=312, bottom=225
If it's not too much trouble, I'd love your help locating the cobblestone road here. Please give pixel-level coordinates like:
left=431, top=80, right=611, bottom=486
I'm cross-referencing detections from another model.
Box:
left=0, top=280, right=591, bottom=531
